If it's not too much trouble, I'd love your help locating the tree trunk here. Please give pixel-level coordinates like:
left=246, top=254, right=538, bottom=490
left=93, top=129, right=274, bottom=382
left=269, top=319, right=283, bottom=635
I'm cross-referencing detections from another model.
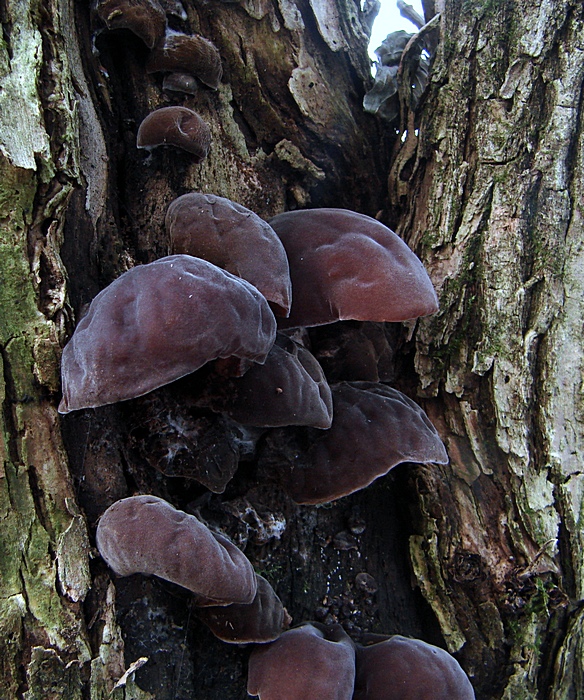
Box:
left=0, top=0, right=582, bottom=698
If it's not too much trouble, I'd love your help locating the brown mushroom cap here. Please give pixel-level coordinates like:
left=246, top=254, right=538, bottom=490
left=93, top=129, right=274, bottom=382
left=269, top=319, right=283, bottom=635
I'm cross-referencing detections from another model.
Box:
left=96, top=0, right=166, bottom=48
left=166, top=193, right=292, bottom=317
left=269, top=208, right=438, bottom=328
left=137, top=107, right=211, bottom=161
left=197, top=574, right=291, bottom=644
left=59, top=255, right=276, bottom=414
left=353, top=635, right=475, bottom=699
left=247, top=622, right=355, bottom=699
left=277, top=381, right=448, bottom=504
left=147, top=30, right=223, bottom=89
left=96, top=495, right=258, bottom=605
left=205, top=334, right=333, bottom=429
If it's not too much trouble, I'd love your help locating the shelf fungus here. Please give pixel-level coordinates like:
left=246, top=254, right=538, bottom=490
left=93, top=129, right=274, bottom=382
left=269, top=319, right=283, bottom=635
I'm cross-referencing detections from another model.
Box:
left=247, top=623, right=355, bottom=699
left=166, top=193, right=292, bottom=317
left=96, top=495, right=257, bottom=605
left=272, top=381, right=448, bottom=504
left=147, top=29, right=223, bottom=90
left=96, top=0, right=167, bottom=49
left=137, top=106, right=211, bottom=161
left=353, top=634, right=476, bottom=699
left=197, top=574, right=291, bottom=644
left=58, top=255, right=276, bottom=413
left=269, top=208, right=438, bottom=329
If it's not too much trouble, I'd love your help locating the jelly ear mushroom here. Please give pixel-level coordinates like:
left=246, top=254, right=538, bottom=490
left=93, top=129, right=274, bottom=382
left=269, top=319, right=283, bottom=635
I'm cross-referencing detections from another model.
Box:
left=197, top=574, right=291, bottom=644
left=166, top=193, right=291, bottom=317
left=276, top=381, right=448, bottom=504
left=95, top=495, right=258, bottom=605
left=137, top=106, right=211, bottom=162
left=353, top=635, right=475, bottom=699
left=247, top=622, right=355, bottom=699
left=58, top=255, right=276, bottom=413
left=96, top=0, right=166, bottom=49
left=205, top=334, right=332, bottom=429
left=147, top=30, right=222, bottom=89
left=269, top=208, right=438, bottom=329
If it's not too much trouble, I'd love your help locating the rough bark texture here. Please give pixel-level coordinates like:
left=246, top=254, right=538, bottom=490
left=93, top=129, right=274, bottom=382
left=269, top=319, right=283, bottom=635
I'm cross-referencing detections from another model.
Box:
left=0, top=0, right=582, bottom=698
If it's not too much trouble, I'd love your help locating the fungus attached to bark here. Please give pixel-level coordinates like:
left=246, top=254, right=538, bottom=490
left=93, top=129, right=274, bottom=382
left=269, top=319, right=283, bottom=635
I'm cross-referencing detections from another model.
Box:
left=147, top=30, right=223, bottom=89
left=137, top=106, right=211, bottom=161
left=96, top=0, right=167, bottom=48
left=274, top=381, right=448, bottom=504
left=96, top=495, right=258, bottom=605
left=166, top=193, right=292, bottom=317
left=247, top=623, right=355, bottom=699
left=205, top=334, right=333, bottom=429
left=197, top=574, right=291, bottom=644
left=269, top=208, right=438, bottom=329
left=59, top=255, right=276, bottom=413
left=353, top=635, right=475, bottom=699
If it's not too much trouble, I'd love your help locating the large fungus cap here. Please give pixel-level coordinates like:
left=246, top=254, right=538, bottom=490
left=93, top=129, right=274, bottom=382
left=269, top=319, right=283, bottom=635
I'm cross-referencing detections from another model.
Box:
left=137, top=106, right=211, bottom=161
left=96, top=0, right=166, bottom=48
left=206, top=334, right=333, bottom=429
left=59, top=255, right=276, bottom=414
left=96, top=495, right=258, bottom=605
left=247, top=622, right=355, bottom=699
left=280, top=381, right=448, bottom=504
left=147, top=30, right=223, bottom=89
left=269, top=208, right=438, bottom=328
left=197, top=574, right=291, bottom=644
left=353, top=635, right=475, bottom=699
left=166, top=193, right=292, bottom=317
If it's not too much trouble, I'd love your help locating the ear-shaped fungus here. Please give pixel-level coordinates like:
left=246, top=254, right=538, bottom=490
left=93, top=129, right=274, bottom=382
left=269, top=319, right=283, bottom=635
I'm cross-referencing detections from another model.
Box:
left=247, top=623, right=355, bottom=699
left=137, top=106, right=211, bottom=161
left=204, top=334, right=333, bottom=429
left=166, top=193, right=292, bottom=317
left=147, top=30, right=223, bottom=89
left=96, top=0, right=166, bottom=48
left=197, top=574, right=291, bottom=643
left=274, top=381, right=448, bottom=504
left=58, top=255, right=276, bottom=413
left=269, top=208, right=438, bottom=329
left=96, top=495, right=258, bottom=605
left=353, top=635, right=475, bottom=699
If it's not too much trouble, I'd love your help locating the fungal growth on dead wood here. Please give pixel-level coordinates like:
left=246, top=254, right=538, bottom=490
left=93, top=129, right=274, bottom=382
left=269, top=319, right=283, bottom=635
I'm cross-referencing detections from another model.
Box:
left=137, top=106, right=212, bottom=161
left=269, top=208, right=438, bottom=329
left=247, top=623, right=356, bottom=699
left=58, top=255, right=276, bottom=413
left=166, top=193, right=292, bottom=317
left=265, top=381, right=448, bottom=504
left=96, top=495, right=257, bottom=605
left=353, top=634, right=476, bottom=699
left=147, top=29, right=223, bottom=89
left=96, top=0, right=167, bottom=48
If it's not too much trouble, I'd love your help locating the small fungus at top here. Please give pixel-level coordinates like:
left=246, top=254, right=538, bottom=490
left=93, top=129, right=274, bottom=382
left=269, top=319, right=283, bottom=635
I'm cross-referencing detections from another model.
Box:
left=137, top=106, right=211, bottom=161
left=96, top=0, right=167, bottom=49
left=147, top=29, right=223, bottom=90
left=58, top=255, right=276, bottom=413
left=166, top=193, right=292, bottom=317
left=269, top=208, right=438, bottom=329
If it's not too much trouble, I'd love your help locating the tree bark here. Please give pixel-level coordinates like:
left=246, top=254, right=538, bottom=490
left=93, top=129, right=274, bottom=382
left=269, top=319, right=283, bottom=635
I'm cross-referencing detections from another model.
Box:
left=0, top=0, right=582, bottom=698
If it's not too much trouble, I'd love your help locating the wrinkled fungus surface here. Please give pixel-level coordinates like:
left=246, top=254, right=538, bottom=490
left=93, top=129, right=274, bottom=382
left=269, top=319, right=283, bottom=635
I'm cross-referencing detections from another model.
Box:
left=279, top=381, right=448, bottom=504
left=137, top=106, right=211, bottom=161
left=59, top=255, right=276, bottom=413
left=248, top=623, right=355, bottom=699
left=147, top=30, right=223, bottom=89
left=353, top=635, right=476, bottom=699
left=166, top=193, right=291, bottom=316
left=269, top=208, right=439, bottom=328
left=96, top=495, right=258, bottom=605
left=97, top=0, right=167, bottom=48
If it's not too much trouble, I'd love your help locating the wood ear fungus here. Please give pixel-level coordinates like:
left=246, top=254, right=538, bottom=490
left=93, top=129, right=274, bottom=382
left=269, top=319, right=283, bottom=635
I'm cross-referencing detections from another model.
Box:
left=147, top=30, right=223, bottom=89
left=137, top=106, right=211, bottom=161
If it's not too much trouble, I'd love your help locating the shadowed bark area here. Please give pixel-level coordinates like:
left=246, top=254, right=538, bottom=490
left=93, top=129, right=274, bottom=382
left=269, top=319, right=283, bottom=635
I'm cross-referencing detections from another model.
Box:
left=0, top=0, right=583, bottom=698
